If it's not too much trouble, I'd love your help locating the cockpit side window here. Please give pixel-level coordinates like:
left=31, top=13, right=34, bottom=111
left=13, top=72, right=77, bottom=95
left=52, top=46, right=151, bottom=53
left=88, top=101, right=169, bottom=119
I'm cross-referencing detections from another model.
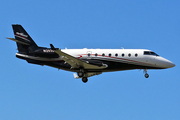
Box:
left=144, top=51, right=151, bottom=55
left=144, top=51, right=159, bottom=56
left=150, top=52, right=159, bottom=56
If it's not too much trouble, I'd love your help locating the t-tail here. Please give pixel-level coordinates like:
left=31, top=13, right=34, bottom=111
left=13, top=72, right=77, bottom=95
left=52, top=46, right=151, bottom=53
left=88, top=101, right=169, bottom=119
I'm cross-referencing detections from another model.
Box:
left=7, top=24, right=59, bottom=60
left=7, top=24, right=39, bottom=54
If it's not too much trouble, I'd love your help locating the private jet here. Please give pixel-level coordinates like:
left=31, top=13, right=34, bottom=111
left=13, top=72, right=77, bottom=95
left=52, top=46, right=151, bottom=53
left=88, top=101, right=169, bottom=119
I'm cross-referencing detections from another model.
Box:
left=7, top=24, right=175, bottom=83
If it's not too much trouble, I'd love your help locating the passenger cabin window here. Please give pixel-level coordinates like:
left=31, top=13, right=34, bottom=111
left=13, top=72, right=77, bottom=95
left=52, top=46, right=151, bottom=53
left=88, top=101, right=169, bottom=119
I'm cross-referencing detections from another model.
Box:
left=128, top=53, right=131, bottom=57
left=135, top=53, right=138, bottom=57
left=102, top=53, right=105, bottom=57
left=109, top=53, right=111, bottom=57
left=95, top=53, right=98, bottom=56
left=144, top=51, right=159, bottom=56
left=115, top=53, right=118, bottom=57
left=88, top=53, right=90, bottom=57
left=122, top=54, right=125, bottom=57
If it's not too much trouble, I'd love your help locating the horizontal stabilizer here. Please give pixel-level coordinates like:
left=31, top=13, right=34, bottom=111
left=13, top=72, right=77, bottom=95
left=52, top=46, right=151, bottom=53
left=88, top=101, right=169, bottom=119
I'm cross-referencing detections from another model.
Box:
left=7, top=37, right=31, bottom=45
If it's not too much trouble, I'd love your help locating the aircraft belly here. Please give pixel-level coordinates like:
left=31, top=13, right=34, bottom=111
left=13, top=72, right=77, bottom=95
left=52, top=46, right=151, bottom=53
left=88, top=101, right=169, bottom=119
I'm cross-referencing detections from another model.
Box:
left=83, top=59, right=164, bottom=72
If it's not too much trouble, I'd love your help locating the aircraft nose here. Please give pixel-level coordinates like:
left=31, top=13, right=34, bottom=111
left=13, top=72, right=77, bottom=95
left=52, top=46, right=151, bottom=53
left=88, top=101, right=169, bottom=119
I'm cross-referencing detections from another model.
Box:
left=165, top=61, right=175, bottom=68
left=156, top=57, right=175, bottom=68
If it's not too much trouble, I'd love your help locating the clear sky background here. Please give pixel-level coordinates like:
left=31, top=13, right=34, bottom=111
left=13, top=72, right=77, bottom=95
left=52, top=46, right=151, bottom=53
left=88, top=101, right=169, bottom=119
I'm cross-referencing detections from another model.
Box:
left=1, top=0, right=180, bottom=120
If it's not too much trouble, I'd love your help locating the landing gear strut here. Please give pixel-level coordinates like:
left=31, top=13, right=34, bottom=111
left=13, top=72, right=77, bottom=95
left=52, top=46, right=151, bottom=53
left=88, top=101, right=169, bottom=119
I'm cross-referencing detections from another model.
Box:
left=82, top=77, right=88, bottom=83
left=144, top=69, right=149, bottom=78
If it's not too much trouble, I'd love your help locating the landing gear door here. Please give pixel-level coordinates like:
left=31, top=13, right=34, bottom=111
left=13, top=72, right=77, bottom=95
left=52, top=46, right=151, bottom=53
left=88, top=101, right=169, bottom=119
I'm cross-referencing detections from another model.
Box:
left=87, top=51, right=92, bottom=59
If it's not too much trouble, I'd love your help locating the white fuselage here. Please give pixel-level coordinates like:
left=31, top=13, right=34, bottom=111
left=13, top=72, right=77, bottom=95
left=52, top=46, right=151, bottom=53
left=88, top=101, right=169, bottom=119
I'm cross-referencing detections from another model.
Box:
left=61, top=48, right=175, bottom=69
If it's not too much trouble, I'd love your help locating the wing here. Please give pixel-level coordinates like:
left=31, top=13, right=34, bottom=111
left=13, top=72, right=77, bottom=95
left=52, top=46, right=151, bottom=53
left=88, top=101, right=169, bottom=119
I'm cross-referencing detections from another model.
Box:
left=50, top=44, right=108, bottom=69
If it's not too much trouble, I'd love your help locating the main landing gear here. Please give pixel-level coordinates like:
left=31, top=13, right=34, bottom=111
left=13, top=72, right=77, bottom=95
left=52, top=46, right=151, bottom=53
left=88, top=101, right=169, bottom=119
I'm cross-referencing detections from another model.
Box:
left=144, top=69, right=149, bottom=78
left=82, top=77, right=88, bottom=83
left=77, top=71, right=84, bottom=77
left=77, top=70, right=88, bottom=83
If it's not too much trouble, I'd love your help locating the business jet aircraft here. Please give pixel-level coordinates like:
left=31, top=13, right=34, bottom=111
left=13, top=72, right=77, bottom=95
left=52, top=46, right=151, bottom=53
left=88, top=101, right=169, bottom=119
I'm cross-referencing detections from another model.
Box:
left=7, top=24, right=175, bottom=83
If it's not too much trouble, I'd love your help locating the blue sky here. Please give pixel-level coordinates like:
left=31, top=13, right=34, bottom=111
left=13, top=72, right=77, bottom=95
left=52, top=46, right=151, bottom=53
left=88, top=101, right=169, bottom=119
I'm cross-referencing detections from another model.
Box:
left=1, top=0, right=180, bottom=120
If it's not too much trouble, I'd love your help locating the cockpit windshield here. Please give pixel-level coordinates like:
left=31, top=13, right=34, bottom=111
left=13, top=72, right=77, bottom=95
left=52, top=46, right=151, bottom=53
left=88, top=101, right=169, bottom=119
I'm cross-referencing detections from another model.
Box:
left=144, top=51, right=159, bottom=56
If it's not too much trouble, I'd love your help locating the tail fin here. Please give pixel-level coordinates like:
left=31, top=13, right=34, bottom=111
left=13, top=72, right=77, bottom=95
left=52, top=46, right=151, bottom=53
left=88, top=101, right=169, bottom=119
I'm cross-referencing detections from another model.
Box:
left=9, top=24, right=38, bottom=54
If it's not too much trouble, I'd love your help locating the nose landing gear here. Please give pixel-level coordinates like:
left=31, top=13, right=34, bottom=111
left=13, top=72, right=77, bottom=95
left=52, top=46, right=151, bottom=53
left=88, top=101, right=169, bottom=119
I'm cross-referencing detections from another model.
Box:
left=145, top=73, right=149, bottom=78
left=144, top=69, right=149, bottom=78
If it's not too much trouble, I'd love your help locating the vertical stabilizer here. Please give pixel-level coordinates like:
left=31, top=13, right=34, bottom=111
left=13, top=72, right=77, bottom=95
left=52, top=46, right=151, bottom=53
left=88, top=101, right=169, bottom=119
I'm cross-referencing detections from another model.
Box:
left=12, top=24, right=38, bottom=54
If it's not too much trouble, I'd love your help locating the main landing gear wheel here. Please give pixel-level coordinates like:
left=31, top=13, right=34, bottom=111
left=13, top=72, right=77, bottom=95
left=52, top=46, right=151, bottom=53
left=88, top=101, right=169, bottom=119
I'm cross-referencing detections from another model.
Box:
left=77, top=72, right=84, bottom=77
left=82, top=77, right=88, bottom=83
left=145, top=73, right=149, bottom=78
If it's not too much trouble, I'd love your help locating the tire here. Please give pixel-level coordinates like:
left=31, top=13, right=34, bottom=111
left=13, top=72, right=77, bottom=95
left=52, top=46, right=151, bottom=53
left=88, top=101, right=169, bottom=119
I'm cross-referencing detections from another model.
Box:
left=82, top=77, right=88, bottom=83
left=78, top=72, right=84, bottom=77
left=145, top=73, right=149, bottom=78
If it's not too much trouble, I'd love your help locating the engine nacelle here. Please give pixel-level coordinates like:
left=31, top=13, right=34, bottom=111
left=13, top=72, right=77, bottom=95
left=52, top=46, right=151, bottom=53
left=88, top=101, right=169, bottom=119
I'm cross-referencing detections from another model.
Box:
left=84, top=60, right=107, bottom=67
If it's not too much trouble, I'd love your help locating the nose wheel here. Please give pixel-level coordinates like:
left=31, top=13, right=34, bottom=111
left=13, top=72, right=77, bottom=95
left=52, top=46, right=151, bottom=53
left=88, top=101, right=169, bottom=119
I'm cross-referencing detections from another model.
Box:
left=144, top=69, right=149, bottom=78
left=145, top=73, right=149, bottom=78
